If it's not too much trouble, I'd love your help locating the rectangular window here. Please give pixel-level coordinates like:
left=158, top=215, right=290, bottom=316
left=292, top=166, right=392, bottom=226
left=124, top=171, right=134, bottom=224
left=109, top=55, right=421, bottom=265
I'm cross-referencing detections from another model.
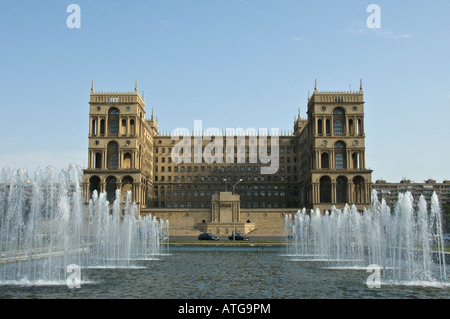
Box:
left=110, top=120, right=119, bottom=135
left=334, top=120, right=343, bottom=135
left=336, top=154, right=344, bottom=169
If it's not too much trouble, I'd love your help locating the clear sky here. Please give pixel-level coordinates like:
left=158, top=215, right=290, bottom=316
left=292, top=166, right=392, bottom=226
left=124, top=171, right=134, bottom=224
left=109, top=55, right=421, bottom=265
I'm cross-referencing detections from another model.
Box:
left=0, top=0, right=449, bottom=183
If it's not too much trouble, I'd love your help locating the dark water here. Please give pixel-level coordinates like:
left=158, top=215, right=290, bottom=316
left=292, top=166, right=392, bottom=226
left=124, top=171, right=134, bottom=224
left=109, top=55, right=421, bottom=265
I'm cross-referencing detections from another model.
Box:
left=1, top=246, right=449, bottom=299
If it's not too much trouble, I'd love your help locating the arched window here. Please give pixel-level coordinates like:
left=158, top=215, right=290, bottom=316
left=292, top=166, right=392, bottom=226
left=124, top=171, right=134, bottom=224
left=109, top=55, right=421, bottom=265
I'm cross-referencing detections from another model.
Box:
left=317, top=119, right=323, bottom=135
left=321, top=153, right=329, bottom=169
left=333, top=107, right=345, bottom=135
left=348, top=119, right=354, bottom=135
left=109, top=108, right=119, bottom=115
left=320, top=176, right=332, bottom=203
left=130, top=119, right=135, bottom=135
left=325, top=119, right=331, bottom=135
left=94, top=152, right=102, bottom=169
left=92, top=119, right=98, bottom=135
left=108, top=108, right=119, bottom=135
left=121, top=176, right=134, bottom=202
left=352, top=152, right=360, bottom=169
left=335, top=142, right=346, bottom=169
left=357, top=119, right=363, bottom=136
left=89, top=176, right=101, bottom=199
left=106, top=176, right=117, bottom=203
left=336, top=176, right=348, bottom=203
left=121, top=119, right=127, bottom=135
left=100, top=119, right=105, bottom=135
left=123, top=153, right=132, bottom=169
left=333, top=108, right=344, bottom=115
left=107, top=142, right=119, bottom=169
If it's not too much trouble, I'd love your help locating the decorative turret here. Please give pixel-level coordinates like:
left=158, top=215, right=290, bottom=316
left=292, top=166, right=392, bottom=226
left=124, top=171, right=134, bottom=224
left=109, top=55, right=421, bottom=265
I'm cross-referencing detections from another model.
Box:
left=147, top=108, right=159, bottom=136
left=294, top=107, right=307, bottom=136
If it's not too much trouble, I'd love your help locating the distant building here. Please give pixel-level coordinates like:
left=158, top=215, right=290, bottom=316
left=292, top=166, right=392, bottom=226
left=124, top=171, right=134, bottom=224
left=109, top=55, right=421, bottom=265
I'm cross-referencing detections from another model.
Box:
left=81, top=80, right=374, bottom=235
left=372, top=179, right=450, bottom=210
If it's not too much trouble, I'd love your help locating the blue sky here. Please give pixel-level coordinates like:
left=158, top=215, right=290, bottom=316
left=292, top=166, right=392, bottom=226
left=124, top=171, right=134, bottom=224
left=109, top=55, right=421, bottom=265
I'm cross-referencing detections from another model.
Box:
left=0, top=0, right=449, bottom=183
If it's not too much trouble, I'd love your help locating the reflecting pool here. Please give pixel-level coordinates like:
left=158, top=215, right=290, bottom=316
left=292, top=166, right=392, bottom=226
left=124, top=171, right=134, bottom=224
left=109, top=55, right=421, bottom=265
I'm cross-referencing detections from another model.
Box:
left=1, top=246, right=449, bottom=299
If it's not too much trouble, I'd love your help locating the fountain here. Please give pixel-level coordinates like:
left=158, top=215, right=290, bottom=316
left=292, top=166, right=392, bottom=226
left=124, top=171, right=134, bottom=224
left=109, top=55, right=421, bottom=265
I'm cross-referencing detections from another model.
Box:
left=286, top=190, right=448, bottom=286
left=0, top=165, right=168, bottom=285
left=86, top=189, right=169, bottom=268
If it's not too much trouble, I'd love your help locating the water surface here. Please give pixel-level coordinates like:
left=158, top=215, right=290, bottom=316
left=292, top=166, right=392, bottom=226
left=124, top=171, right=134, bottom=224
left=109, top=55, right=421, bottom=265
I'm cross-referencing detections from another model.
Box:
left=1, top=247, right=449, bottom=299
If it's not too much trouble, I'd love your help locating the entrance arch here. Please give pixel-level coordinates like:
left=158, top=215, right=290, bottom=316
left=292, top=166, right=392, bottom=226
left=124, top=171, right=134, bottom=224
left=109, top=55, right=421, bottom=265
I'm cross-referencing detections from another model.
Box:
left=89, top=176, right=101, bottom=199
left=320, top=176, right=332, bottom=203
left=121, top=176, right=134, bottom=202
left=336, top=176, right=348, bottom=203
left=106, top=176, right=117, bottom=203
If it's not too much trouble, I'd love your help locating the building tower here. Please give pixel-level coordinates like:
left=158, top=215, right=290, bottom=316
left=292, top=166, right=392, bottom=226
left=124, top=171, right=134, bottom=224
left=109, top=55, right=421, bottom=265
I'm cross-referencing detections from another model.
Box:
left=82, top=82, right=154, bottom=210
left=301, top=79, right=372, bottom=211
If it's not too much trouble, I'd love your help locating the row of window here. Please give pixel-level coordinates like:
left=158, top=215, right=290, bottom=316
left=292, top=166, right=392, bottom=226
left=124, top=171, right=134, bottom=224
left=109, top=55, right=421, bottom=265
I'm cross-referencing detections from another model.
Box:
left=154, top=175, right=298, bottom=182
left=316, top=108, right=363, bottom=136
left=155, top=156, right=296, bottom=164
left=93, top=145, right=133, bottom=169
left=91, top=108, right=136, bottom=136
left=319, top=175, right=367, bottom=204
left=155, top=164, right=297, bottom=173
left=320, top=142, right=361, bottom=170
left=157, top=137, right=294, bottom=146
left=155, top=146, right=296, bottom=154
left=154, top=189, right=296, bottom=197
left=155, top=201, right=297, bottom=209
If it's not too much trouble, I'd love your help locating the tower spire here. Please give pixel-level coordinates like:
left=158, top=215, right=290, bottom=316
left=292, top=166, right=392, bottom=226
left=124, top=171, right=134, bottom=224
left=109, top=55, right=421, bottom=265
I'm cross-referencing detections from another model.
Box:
left=91, top=80, right=94, bottom=92
left=360, top=78, right=363, bottom=92
left=135, top=80, right=138, bottom=93
left=314, top=79, right=318, bottom=92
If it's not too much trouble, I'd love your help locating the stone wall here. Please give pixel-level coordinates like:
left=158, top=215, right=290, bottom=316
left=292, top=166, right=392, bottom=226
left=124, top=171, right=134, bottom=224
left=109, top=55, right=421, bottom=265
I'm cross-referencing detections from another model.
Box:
left=141, top=207, right=300, bottom=237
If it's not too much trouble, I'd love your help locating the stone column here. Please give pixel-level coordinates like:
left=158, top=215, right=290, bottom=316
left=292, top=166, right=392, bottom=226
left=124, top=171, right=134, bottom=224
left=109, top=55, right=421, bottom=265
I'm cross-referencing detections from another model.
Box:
left=103, top=150, right=107, bottom=170
left=331, top=181, right=337, bottom=204
left=312, top=182, right=319, bottom=204
left=347, top=182, right=353, bottom=204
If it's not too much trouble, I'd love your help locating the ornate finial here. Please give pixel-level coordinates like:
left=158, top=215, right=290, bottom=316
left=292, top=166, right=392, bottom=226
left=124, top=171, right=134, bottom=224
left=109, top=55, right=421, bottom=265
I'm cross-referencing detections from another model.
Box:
left=142, top=90, right=145, bottom=100
left=314, top=79, right=317, bottom=92
left=135, top=80, right=138, bottom=92
left=308, top=90, right=310, bottom=101
left=151, top=108, right=154, bottom=120
left=360, top=78, right=363, bottom=92
left=298, top=107, right=301, bottom=119
left=91, top=80, right=94, bottom=92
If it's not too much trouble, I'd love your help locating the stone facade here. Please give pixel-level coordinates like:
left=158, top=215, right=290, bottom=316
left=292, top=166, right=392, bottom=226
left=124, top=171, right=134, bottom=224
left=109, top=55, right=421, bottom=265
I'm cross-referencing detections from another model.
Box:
left=82, top=80, right=373, bottom=236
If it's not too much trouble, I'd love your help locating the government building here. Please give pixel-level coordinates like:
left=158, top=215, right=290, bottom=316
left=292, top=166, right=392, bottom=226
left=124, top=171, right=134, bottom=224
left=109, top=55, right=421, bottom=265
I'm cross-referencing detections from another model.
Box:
left=82, top=80, right=373, bottom=236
